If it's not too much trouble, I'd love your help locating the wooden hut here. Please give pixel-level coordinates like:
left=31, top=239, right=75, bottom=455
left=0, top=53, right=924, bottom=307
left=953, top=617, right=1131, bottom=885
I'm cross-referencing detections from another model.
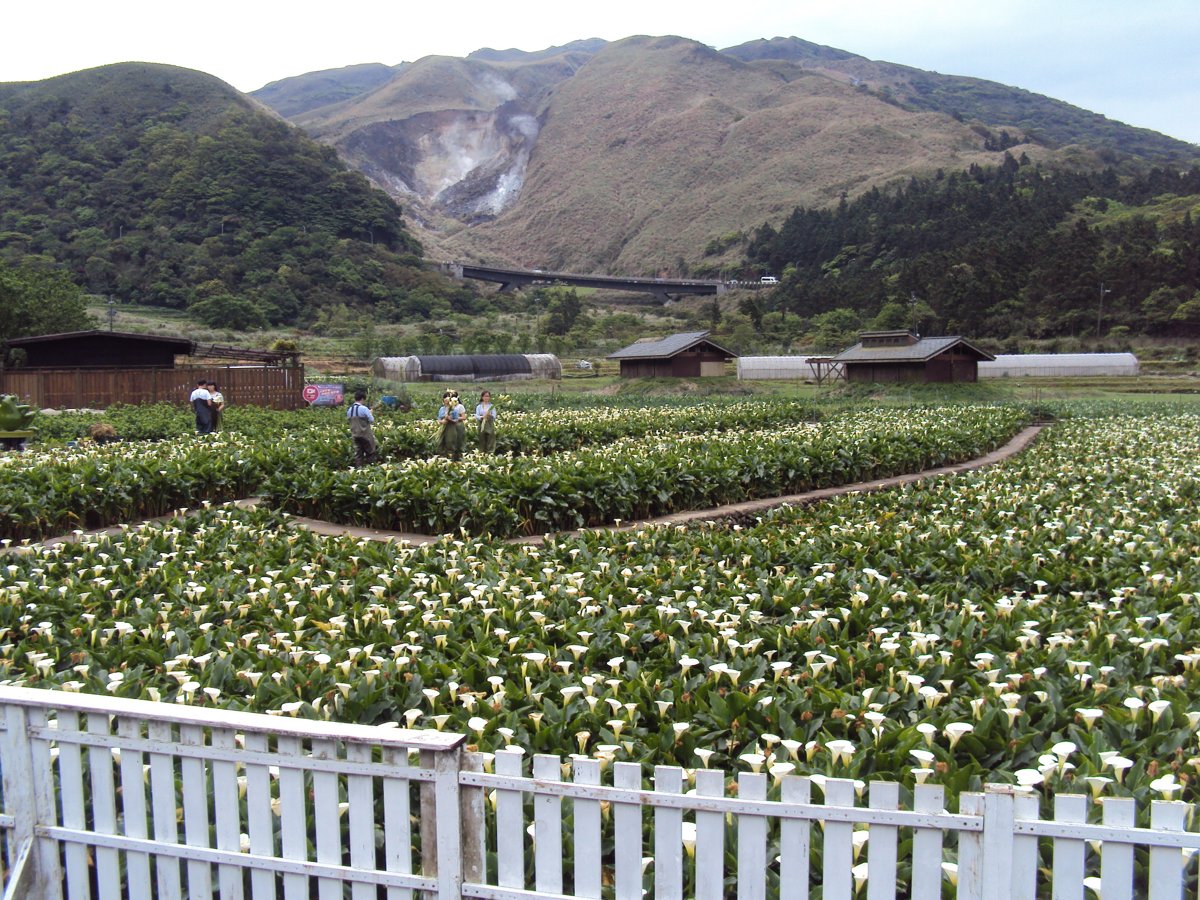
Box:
left=830, top=331, right=994, bottom=383
left=607, top=331, right=736, bottom=378
left=0, top=330, right=303, bottom=409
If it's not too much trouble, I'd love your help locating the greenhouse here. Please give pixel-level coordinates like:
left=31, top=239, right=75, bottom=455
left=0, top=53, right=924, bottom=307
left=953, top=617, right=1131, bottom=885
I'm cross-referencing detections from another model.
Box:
left=736, top=356, right=817, bottom=381
left=978, top=353, right=1140, bottom=378
left=371, top=354, right=561, bottom=382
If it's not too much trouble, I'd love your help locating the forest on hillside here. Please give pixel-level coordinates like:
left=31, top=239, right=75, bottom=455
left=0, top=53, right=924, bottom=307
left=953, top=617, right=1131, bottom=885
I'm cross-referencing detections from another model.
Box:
left=0, top=80, right=478, bottom=331
left=738, top=158, right=1200, bottom=343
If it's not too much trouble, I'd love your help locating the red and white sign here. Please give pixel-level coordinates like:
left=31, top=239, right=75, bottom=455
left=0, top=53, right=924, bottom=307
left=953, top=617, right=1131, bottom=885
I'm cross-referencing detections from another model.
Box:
left=303, top=384, right=345, bottom=406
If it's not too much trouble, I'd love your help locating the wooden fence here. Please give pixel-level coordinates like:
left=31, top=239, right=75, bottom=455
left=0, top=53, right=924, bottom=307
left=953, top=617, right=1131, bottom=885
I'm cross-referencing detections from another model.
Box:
left=0, top=365, right=304, bottom=410
left=0, top=686, right=1196, bottom=899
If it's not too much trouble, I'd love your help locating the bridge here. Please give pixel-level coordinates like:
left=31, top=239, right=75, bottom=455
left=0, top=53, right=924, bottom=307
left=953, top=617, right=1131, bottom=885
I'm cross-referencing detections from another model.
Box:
left=442, top=262, right=727, bottom=303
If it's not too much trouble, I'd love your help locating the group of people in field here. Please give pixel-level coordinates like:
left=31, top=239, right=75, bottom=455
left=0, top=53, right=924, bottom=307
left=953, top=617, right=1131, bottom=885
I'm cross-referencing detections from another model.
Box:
left=346, top=389, right=497, bottom=467
left=188, top=379, right=226, bottom=435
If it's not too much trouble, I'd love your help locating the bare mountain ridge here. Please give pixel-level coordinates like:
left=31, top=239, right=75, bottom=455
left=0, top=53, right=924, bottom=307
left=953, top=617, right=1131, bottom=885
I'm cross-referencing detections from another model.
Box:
left=285, top=48, right=596, bottom=224
left=723, top=36, right=1194, bottom=161
left=254, top=35, right=1197, bottom=273
left=251, top=63, right=403, bottom=119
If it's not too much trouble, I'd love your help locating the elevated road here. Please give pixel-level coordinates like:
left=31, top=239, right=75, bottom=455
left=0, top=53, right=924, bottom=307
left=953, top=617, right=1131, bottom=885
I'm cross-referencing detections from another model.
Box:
left=442, top=262, right=727, bottom=303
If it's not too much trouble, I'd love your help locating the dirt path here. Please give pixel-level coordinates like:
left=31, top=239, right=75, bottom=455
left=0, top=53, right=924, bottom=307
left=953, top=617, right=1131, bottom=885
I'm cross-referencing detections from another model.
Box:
left=9, top=426, right=1042, bottom=553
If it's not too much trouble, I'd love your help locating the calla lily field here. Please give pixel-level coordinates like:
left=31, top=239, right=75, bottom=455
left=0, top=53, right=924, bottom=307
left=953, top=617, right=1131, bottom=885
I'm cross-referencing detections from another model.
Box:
left=1, top=399, right=1198, bottom=815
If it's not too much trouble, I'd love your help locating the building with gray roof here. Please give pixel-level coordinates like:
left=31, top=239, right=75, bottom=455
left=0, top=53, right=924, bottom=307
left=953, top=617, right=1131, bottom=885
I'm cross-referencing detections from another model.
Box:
left=830, top=331, right=994, bottom=383
left=607, top=331, right=737, bottom=378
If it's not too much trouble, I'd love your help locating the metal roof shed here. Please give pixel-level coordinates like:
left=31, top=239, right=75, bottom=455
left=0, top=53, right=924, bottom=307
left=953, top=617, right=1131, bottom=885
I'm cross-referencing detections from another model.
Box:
left=831, top=331, right=995, bottom=383
left=607, top=331, right=736, bottom=378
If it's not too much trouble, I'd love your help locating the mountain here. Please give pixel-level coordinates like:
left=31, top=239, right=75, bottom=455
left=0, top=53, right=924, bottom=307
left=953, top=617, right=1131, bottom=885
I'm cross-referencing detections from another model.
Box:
left=744, top=160, right=1200, bottom=340
left=0, top=63, right=471, bottom=329
left=721, top=37, right=1195, bottom=163
left=251, top=63, right=403, bottom=118
left=259, top=35, right=1197, bottom=276
left=287, top=44, right=598, bottom=227
left=466, top=39, right=608, bottom=64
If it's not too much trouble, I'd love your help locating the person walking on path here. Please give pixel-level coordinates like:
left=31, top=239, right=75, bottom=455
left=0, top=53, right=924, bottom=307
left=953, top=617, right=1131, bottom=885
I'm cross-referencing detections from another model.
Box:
left=208, top=381, right=226, bottom=432
left=189, top=380, right=213, bottom=435
left=475, top=390, right=497, bottom=453
left=347, top=390, right=378, bottom=466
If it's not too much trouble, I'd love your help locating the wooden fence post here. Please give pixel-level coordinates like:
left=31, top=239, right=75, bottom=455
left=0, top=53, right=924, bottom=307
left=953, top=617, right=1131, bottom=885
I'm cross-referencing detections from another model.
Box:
left=868, top=781, right=902, bottom=900
left=822, top=778, right=855, bottom=900
left=980, top=785, right=1017, bottom=900
left=613, top=761, right=643, bottom=900
left=956, top=792, right=985, bottom=900
left=433, top=746, right=463, bottom=900
left=1100, top=797, right=1135, bottom=896
left=1052, top=793, right=1088, bottom=894
left=459, top=752, right=486, bottom=890
left=533, top=754, right=563, bottom=894
left=2, top=704, right=63, bottom=899
left=1148, top=800, right=1188, bottom=899
left=911, top=783, right=945, bottom=900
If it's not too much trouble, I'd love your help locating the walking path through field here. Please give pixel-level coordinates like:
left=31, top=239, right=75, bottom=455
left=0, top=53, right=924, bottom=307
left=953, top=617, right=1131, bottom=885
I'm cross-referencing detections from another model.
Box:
left=12, top=426, right=1042, bottom=553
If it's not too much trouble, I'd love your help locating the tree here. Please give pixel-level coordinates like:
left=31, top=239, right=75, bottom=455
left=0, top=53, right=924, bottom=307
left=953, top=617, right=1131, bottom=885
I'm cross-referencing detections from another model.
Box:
left=810, top=307, right=862, bottom=352
left=188, top=293, right=266, bottom=331
left=738, top=295, right=765, bottom=332
left=0, top=261, right=92, bottom=343
left=705, top=298, right=722, bottom=330
left=538, top=285, right=582, bottom=336
left=1170, top=292, right=1200, bottom=336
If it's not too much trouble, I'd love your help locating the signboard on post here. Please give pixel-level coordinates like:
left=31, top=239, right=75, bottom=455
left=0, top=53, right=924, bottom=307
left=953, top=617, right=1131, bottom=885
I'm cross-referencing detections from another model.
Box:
left=303, top=383, right=345, bottom=406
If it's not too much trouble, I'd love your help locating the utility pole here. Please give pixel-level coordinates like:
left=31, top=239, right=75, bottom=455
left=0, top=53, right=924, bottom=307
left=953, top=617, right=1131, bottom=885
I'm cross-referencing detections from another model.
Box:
left=1097, top=282, right=1112, bottom=337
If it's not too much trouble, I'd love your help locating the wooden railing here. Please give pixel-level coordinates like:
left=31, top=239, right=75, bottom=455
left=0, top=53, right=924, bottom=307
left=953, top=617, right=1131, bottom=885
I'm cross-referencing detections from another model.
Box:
left=0, top=686, right=1196, bottom=899
left=0, top=365, right=304, bottom=410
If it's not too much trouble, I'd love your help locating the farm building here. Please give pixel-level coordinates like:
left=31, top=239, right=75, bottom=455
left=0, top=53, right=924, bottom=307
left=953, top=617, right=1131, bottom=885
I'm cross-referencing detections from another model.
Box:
left=831, top=331, right=994, bottom=383
left=371, top=354, right=561, bottom=382
left=607, top=331, right=736, bottom=378
left=0, top=330, right=303, bottom=409
left=978, top=353, right=1140, bottom=378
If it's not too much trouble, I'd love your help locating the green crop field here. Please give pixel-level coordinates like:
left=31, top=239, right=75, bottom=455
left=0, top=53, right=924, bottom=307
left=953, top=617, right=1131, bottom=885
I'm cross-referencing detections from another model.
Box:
left=1, top=394, right=1198, bottom=814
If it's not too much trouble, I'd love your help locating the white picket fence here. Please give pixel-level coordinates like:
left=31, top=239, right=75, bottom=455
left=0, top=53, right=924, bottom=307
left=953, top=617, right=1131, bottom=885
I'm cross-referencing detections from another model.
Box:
left=1, top=685, right=1198, bottom=899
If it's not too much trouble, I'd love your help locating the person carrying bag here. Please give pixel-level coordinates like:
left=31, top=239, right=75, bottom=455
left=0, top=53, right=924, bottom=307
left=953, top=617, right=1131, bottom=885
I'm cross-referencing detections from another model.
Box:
left=347, top=391, right=378, bottom=466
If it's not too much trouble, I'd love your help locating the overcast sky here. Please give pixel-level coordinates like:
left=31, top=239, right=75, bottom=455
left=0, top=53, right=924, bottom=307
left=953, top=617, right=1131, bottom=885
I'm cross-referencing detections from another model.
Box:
left=4, top=0, right=1198, bottom=144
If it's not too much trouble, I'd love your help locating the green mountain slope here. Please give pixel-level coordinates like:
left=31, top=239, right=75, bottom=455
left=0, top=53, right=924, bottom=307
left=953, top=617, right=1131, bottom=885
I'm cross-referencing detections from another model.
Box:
left=743, top=158, right=1200, bottom=340
left=0, top=63, right=471, bottom=328
left=722, top=37, right=1197, bottom=163
left=251, top=63, right=402, bottom=118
